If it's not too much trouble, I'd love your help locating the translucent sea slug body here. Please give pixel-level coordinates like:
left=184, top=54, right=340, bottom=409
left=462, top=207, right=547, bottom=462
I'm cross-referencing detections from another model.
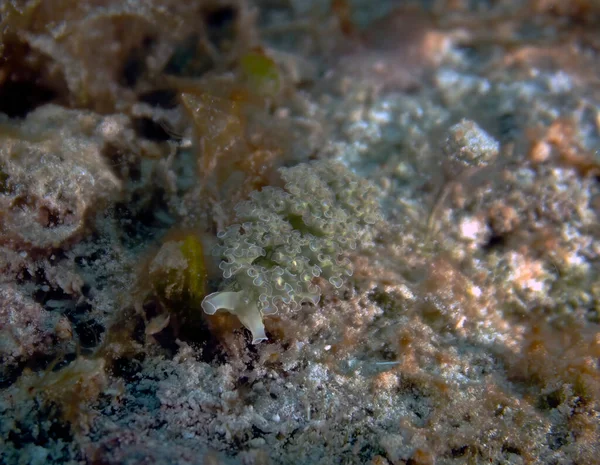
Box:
left=201, top=160, right=381, bottom=343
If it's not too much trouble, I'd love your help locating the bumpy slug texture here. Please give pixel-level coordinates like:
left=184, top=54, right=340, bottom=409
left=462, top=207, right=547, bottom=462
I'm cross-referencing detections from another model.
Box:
left=202, top=160, right=381, bottom=343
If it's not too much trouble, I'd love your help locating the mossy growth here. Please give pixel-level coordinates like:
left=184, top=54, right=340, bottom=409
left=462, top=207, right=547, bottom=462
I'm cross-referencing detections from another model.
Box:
left=149, top=233, right=207, bottom=307
left=239, top=48, right=281, bottom=99
left=136, top=231, right=210, bottom=340
left=17, top=355, right=112, bottom=436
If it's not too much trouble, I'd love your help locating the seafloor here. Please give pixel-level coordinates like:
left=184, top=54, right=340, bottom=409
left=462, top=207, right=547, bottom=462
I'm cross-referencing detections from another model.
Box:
left=1, top=1, right=599, bottom=464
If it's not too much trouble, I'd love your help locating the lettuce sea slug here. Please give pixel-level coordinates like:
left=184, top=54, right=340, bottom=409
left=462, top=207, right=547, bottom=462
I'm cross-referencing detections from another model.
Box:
left=201, top=159, right=381, bottom=343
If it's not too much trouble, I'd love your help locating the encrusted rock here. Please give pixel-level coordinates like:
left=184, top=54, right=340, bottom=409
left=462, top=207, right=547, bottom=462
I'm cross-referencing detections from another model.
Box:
left=442, top=118, right=499, bottom=175
left=0, top=105, right=126, bottom=250
left=0, top=284, right=60, bottom=368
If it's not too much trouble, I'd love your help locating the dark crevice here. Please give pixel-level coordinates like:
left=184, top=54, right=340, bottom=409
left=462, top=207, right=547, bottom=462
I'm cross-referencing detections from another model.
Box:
left=165, top=34, right=214, bottom=77
left=103, top=142, right=142, bottom=181
left=150, top=323, right=180, bottom=355
left=501, top=444, right=522, bottom=456
left=64, top=300, right=93, bottom=322
left=113, top=192, right=169, bottom=245
left=31, top=267, right=73, bottom=307
left=482, top=232, right=507, bottom=252
left=120, top=36, right=155, bottom=88
left=0, top=361, right=25, bottom=389
left=0, top=79, right=58, bottom=118
left=132, top=314, right=147, bottom=345
left=537, top=389, right=563, bottom=410
left=7, top=421, right=37, bottom=448
left=24, top=351, right=58, bottom=373
left=497, top=112, right=519, bottom=141
left=204, top=6, right=237, bottom=30
left=132, top=117, right=172, bottom=142
left=74, top=319, right=105, bottom=348
left=51, top=353, right=78, bottom=372
left=111, top=354, right=145, bottom=382
left=450, top=445, right=469, bottom=457
left=139, top=89, right=178, bottom=109
left=204, top=5, right=237, bottom=50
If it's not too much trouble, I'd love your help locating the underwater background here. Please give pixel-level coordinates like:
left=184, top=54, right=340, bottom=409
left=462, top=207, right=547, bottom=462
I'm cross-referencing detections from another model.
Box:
left=1, top=1, right=599, bottom=464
